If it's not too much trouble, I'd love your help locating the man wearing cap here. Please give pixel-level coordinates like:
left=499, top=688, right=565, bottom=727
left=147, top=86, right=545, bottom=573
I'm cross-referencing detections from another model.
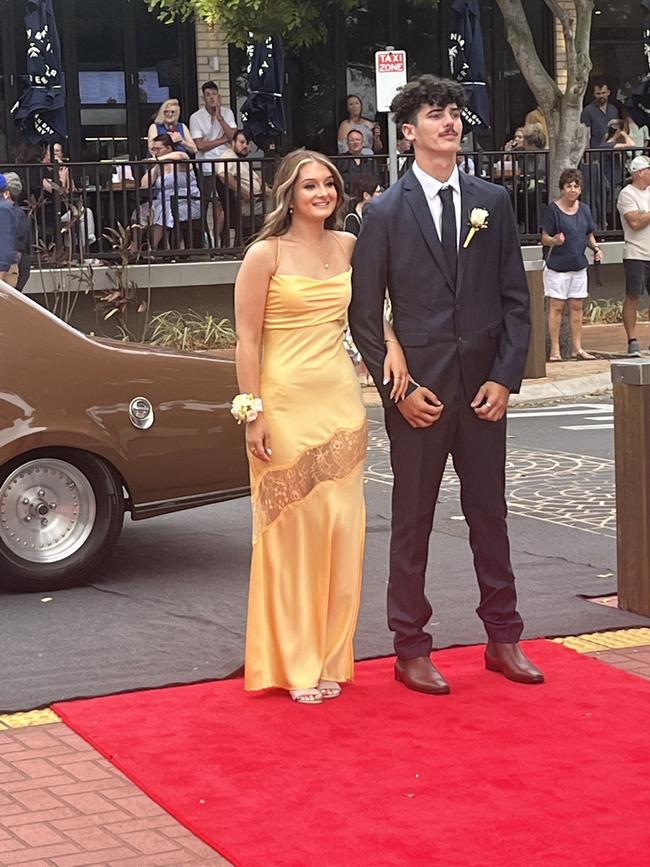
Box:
left=0, top=174, right=18, bottom=289
left=617, top=154, right=650, bottom=356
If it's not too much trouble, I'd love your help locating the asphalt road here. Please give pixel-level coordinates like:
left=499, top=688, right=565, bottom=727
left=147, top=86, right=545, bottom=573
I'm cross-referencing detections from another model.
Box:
left=5, top=396, right=649, bottom=713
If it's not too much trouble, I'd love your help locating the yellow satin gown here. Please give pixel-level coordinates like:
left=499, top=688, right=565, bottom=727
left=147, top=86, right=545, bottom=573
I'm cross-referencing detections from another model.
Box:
left=244, top=264, right=367, bottom=692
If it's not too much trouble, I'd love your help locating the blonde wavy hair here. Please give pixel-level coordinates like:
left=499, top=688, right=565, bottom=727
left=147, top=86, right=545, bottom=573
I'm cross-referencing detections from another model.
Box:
left=154, top=99, right=181, bottom=125
left=255, top=150, right=346, bottom=243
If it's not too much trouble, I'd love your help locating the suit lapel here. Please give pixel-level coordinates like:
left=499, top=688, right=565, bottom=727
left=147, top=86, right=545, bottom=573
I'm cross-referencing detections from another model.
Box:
left=456, top=172, right=481, bottom=299
left=403, top=170, right=455, bottom=294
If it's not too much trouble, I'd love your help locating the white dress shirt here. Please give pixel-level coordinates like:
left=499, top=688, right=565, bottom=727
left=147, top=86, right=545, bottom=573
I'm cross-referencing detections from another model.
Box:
left=189, top=105, right=237, bottom=174
left=412, top=160, right=462, bottom=250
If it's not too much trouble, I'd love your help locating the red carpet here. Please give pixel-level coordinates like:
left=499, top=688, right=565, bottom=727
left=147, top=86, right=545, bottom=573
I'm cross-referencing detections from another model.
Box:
left=54, top=640, right=650, bottom=867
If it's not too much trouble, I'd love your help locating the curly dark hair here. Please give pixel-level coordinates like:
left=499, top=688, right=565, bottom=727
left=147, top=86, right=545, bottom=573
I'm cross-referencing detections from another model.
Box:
left=390, top=75, right=467, bottom=128
left=558, top=168, right=583, bottom=191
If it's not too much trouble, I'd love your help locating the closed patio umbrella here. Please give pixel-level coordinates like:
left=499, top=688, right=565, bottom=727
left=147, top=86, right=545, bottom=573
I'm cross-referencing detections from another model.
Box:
left=447, top=0, right=490, bottom=132
left=12, top=0, right=67, bottom=143
left=241, top=35, right=286, bottom=151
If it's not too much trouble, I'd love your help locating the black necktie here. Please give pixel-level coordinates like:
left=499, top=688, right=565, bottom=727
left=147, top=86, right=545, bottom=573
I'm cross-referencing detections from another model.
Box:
left=439, top=186, right=457, bottom=283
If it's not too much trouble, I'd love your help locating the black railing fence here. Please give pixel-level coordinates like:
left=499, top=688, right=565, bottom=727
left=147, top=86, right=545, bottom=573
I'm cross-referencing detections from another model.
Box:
left=2, top=147, right=647, bottom=265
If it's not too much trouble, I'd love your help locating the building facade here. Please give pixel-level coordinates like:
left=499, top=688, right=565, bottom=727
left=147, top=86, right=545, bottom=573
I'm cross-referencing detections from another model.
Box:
left=0, top=0, right=647, bottom=163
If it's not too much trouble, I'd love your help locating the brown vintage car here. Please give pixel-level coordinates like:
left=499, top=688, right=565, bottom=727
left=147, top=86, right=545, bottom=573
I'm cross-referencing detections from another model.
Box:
left=0, top=282, right=249, bottom=592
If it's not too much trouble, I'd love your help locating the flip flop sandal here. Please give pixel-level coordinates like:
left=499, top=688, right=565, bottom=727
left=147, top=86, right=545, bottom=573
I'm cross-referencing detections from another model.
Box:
left=290, top=689, right=323, bottom=705
left=572, top=350, right=596, bottom=360
left=548, top=356, right=563, bottom=362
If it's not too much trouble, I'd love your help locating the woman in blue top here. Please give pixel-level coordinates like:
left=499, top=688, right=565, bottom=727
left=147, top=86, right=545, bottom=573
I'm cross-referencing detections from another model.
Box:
left=541, top=168, right=603, bottom=361
left=147, top=99, right=197, bottom=156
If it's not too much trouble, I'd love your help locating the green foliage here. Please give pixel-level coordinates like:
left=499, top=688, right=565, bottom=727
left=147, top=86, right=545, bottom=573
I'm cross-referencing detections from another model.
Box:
left=147, top=0, right=437, bottom=49
left=146, top=308, right=236, bottom=350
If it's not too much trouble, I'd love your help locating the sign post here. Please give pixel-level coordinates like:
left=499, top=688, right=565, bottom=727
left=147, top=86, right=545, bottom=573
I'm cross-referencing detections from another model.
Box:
left=375, top=48, right=407, bottom=186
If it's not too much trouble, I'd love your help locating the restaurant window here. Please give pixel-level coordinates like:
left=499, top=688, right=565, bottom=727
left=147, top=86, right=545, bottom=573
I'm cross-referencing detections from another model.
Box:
left=590, top=1, right=646, bottom=101
left=76, top=0, right=129, bottom=160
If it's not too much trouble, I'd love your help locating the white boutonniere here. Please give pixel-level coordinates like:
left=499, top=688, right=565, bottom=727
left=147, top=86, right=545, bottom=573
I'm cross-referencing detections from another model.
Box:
left=463, top=207, right=489, bottom=249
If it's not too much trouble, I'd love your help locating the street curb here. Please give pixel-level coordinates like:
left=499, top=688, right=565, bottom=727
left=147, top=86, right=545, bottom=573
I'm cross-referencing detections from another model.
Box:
left=361, top=371, right=613, bottom=409
left=509, top=372, right=613, bottom=406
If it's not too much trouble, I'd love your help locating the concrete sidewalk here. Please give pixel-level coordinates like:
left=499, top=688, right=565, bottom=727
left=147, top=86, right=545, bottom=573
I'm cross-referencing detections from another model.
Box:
left=361, top=321, right=650, bottom=408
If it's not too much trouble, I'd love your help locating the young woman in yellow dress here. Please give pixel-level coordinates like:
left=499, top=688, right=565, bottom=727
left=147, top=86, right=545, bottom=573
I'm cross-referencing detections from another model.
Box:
left=234, top=149, right=410, bottom=704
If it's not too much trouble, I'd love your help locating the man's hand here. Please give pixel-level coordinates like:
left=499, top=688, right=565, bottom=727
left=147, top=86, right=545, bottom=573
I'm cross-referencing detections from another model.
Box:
left=471, top=381, right=510, bottom=422
left=397, top=386, right=443, bottom=428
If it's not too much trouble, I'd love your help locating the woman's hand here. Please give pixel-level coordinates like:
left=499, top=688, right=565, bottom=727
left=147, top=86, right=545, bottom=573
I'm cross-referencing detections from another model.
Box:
left=245, top=416, right=272, bottom=463
left=553, top=232, right=565, bottom=246
left=383, top=340, right=411, bottom=402
left=594, top=247, right=604, bottom=263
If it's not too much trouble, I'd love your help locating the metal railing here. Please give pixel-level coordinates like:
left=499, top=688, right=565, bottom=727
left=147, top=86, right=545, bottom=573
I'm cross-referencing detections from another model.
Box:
left=2, top=146, right=646, bottom=266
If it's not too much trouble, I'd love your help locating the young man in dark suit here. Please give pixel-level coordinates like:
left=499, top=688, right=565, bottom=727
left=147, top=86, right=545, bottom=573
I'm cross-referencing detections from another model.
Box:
left=349, top=75, right=544, bottom=694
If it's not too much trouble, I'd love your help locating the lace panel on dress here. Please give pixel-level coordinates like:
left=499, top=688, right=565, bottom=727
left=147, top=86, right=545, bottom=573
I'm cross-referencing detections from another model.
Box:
left=253, top=422, right=367, bottom=539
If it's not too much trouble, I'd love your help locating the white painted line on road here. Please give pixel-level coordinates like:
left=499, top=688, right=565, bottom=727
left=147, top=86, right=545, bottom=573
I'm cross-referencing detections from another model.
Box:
left=586, top=416, right=613, bottom=422
left=508, top=403, right=612, bottom=419
left=560, top=423, right=614, bottom=431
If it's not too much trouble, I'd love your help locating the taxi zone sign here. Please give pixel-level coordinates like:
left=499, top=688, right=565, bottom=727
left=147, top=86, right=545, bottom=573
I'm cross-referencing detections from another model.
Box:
left=375, top=50, right=407, bottom=112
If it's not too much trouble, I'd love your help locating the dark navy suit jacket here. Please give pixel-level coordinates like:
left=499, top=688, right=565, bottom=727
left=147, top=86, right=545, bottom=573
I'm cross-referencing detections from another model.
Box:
left=349, top=167, right=530, bottom=410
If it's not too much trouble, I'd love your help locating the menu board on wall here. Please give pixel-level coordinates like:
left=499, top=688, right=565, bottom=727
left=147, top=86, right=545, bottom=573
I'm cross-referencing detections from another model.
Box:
left=137, top=69, right=170, bottom=104
left=79, top=71, right=126, bottom=105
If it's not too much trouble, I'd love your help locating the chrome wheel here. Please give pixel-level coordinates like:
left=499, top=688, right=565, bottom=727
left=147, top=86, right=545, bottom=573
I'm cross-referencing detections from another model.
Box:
left=0, top=458, right=97, bottom=564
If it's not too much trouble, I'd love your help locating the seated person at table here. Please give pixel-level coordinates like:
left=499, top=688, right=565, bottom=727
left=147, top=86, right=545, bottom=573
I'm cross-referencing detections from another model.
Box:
left=137, top=133, right=202, bottom=250
left=214, top=129, right=269, bottom=241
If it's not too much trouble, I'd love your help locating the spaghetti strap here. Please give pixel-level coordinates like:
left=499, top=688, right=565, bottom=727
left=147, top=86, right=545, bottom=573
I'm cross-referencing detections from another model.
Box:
left=274, top=237, right=281, bottom=273
left=329, top=230, right=349, bottom=255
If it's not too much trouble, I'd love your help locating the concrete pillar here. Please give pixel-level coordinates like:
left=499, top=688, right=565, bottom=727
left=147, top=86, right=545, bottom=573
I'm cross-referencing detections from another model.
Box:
left=612, top=360, right=650, bottom=616
left=524, top=260, right=546, bottom=379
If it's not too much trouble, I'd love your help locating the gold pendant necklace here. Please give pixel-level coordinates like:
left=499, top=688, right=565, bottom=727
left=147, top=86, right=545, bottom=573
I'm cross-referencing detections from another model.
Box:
left=294, top=232, right=329, bottom=269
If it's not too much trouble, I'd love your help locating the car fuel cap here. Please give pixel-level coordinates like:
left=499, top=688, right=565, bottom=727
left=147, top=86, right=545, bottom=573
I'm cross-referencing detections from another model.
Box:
left=128, top=397, right=154, bottom=430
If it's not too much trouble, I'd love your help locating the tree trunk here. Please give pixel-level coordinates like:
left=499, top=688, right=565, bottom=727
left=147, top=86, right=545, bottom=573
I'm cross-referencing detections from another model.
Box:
left=496, top=0, right=594, bottom=192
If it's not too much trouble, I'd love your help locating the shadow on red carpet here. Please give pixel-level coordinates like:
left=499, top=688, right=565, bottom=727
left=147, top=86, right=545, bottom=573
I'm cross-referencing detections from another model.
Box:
left=53, top=640, right=650, bottom=867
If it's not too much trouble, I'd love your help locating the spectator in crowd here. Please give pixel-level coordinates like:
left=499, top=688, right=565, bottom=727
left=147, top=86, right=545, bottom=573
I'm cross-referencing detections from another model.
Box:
left=190, top=81, right=237, bottom=244
left=2, top=172, right=31, bottom=292
left=215, top=129, right=268, bottom=240
left=616, top=154, right=650, bottom=357
left=541, top=168, right=602, bottom=362
left=515, top=123, right=548, bottom=233
left=342, top=173, right=382, bottom=236
left=581, top=80, right=618, bottom=149
left=492, top=127, right=524, bottom=182
left=614, top=101, right=648, bottom=148
left=41, top=142, right=74, bottom=195
left=396, top=136, right=413, bottom=176
left=525, top=106, right=548, bottom=148
left=505, top=126, right=525, bottom=152
left=598, top=118, right=637, bottom=215
left=148, top=99, right=197, bottom=156
left=337, top=94, right=383, bottom=155
left=337, top=129, right=379, bottom=193
left=0, top=174, right=18, bottom=287
left=456, top=150, right=475, bottom=175
left=138, top=133, right=202, bottom=250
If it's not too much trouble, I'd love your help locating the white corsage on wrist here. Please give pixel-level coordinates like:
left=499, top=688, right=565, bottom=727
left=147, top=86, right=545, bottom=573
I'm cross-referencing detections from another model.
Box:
left=463, top=207, right=489, bottom=248
left=231, top=393, right=263, bottom=424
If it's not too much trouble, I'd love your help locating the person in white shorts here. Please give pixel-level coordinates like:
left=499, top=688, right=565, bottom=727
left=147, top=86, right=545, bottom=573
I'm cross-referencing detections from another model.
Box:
left=541, top=167, right=603, bottom=361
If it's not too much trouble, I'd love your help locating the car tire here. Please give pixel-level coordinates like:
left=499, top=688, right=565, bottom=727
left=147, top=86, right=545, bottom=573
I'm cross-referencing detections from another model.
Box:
left=0, top=450, right=124, bottom=593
